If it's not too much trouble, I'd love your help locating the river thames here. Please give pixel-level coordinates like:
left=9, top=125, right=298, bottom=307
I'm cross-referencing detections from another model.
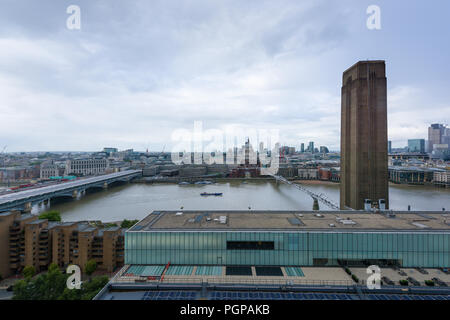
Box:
left=35, top=181, right=450, bottom=222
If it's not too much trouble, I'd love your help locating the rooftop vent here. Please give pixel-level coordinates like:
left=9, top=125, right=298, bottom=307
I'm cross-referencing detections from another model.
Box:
left=219, top=216, right=227, bottom=224
left=339, top=219, right=356, bottom=225
left=288, top=217, right=305, bottom=226
left=175, top=212, right=183, bottom=216
left=416, top=213, right=435, bottom=220
left=411, top=222, right=429, bottom=229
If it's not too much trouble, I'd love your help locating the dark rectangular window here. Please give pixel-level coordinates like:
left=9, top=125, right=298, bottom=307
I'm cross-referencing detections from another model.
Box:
left=255, top=266, right=283, bottom=276
left=226, top=266, right=252, bottom=276
left=226, top=241, right=274, bottom=250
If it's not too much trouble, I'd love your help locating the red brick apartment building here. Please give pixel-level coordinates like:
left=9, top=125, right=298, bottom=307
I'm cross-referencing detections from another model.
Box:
left=0, top=211, right=125, bottom=278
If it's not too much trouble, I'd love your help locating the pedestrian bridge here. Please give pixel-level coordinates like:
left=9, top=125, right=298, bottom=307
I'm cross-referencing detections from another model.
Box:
left=0, top=170, right=142, bottom=212
left=271, top=174, right=343, bottom=210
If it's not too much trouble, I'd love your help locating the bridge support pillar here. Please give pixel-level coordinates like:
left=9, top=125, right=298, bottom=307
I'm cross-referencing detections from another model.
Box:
left=313, top=198, right=319, bottom=211
left=39, top=200, right=46, bottom=211
left=72, top=190, right=78, bottom=198
left=103, top=182, right=108, bottom=189
left=24, top=202, right=32, bottom=213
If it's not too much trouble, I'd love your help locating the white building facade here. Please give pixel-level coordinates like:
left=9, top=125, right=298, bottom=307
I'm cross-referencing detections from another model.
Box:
left=65, top=158, right=109, bottom=176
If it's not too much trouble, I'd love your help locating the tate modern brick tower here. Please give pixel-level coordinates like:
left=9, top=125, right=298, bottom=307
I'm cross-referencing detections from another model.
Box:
left=340, top=61, right=389, bottom=210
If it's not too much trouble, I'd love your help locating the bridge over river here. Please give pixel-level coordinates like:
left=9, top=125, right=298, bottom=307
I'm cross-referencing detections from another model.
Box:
left=0, top=170, right=142, bottom=212
left=271, top=174, right=346, bottom=210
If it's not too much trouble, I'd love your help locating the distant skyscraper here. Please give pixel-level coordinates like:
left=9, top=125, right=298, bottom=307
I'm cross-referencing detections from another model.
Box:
left=308, top=141, right=314, bottom=154
left=340, top=61, right=389, bottom=210
left=408, top=139, right=425, bottom=153
left=443, top=131, right=450, bottom=146
left=428, top=124, right=446, bottom=152
left=388, top=140, right=392, bottom=154
left=300, top=143, right=304, bottom=153
left=319, top=146, right=329, bottom=153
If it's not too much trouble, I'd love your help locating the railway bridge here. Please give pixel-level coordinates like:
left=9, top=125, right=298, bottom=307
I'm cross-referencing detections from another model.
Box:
left=0, top=170, right=142, bottom=212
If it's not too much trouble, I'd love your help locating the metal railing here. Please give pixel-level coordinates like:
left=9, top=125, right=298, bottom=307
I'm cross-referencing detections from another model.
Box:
left=111, top=275, right=354, bottom=287
left=271, top=175, right=342, bottom=210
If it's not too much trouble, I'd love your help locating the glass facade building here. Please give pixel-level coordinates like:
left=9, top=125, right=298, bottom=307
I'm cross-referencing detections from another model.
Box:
left=125, top=231, right=450, bottom=268
left=408, top=139, right=425, bottom=153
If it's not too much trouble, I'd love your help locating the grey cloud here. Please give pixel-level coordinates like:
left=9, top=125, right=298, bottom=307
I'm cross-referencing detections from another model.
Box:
left=0, top=0, right=448, bottom=151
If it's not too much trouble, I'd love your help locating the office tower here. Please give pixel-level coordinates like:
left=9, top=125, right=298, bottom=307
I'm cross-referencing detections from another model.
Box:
left=309, top=142, right=314, bottom=154
left=388, top=140, right=392, bottom=154
left=300, top=143, right=304, bottom=153
left=340, top=61, right=389, bottom=210
left=428, top=124, right=446, bottom=152
left=319, top=146, right=329, bottom=154
left=408, top=139, right=425, bottom=153
left=443, top=128, right=450, bottom=145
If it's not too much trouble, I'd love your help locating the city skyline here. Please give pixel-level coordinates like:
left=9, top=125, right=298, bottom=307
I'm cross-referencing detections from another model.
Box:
left=0, top=0, right=449, bottom=306
left=0, top=1, right=449, bottom=152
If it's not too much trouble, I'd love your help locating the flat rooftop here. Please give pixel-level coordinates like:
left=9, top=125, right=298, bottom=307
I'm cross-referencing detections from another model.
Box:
left=129, top=210, right=450, bottom=232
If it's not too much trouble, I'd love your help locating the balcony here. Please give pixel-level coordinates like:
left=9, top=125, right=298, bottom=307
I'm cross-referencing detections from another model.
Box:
left=10, top=256, right=20, bottom=263
left=9, top=233, right=21, bottom=240
left=9, top=224, right=20, bottom=232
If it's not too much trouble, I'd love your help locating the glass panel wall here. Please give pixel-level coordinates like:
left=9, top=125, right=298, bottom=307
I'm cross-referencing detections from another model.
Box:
left=125, top=231, right=450, bottom=268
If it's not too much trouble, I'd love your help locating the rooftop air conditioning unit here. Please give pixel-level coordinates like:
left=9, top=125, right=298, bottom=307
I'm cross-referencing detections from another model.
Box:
left=378, top=199, right=386, bottom=210
left=364, top=199, right=372, bottom=211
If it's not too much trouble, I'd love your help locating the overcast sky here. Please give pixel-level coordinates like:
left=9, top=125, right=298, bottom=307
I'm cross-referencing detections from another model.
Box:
left=0, top=0, right=449, bottom=152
